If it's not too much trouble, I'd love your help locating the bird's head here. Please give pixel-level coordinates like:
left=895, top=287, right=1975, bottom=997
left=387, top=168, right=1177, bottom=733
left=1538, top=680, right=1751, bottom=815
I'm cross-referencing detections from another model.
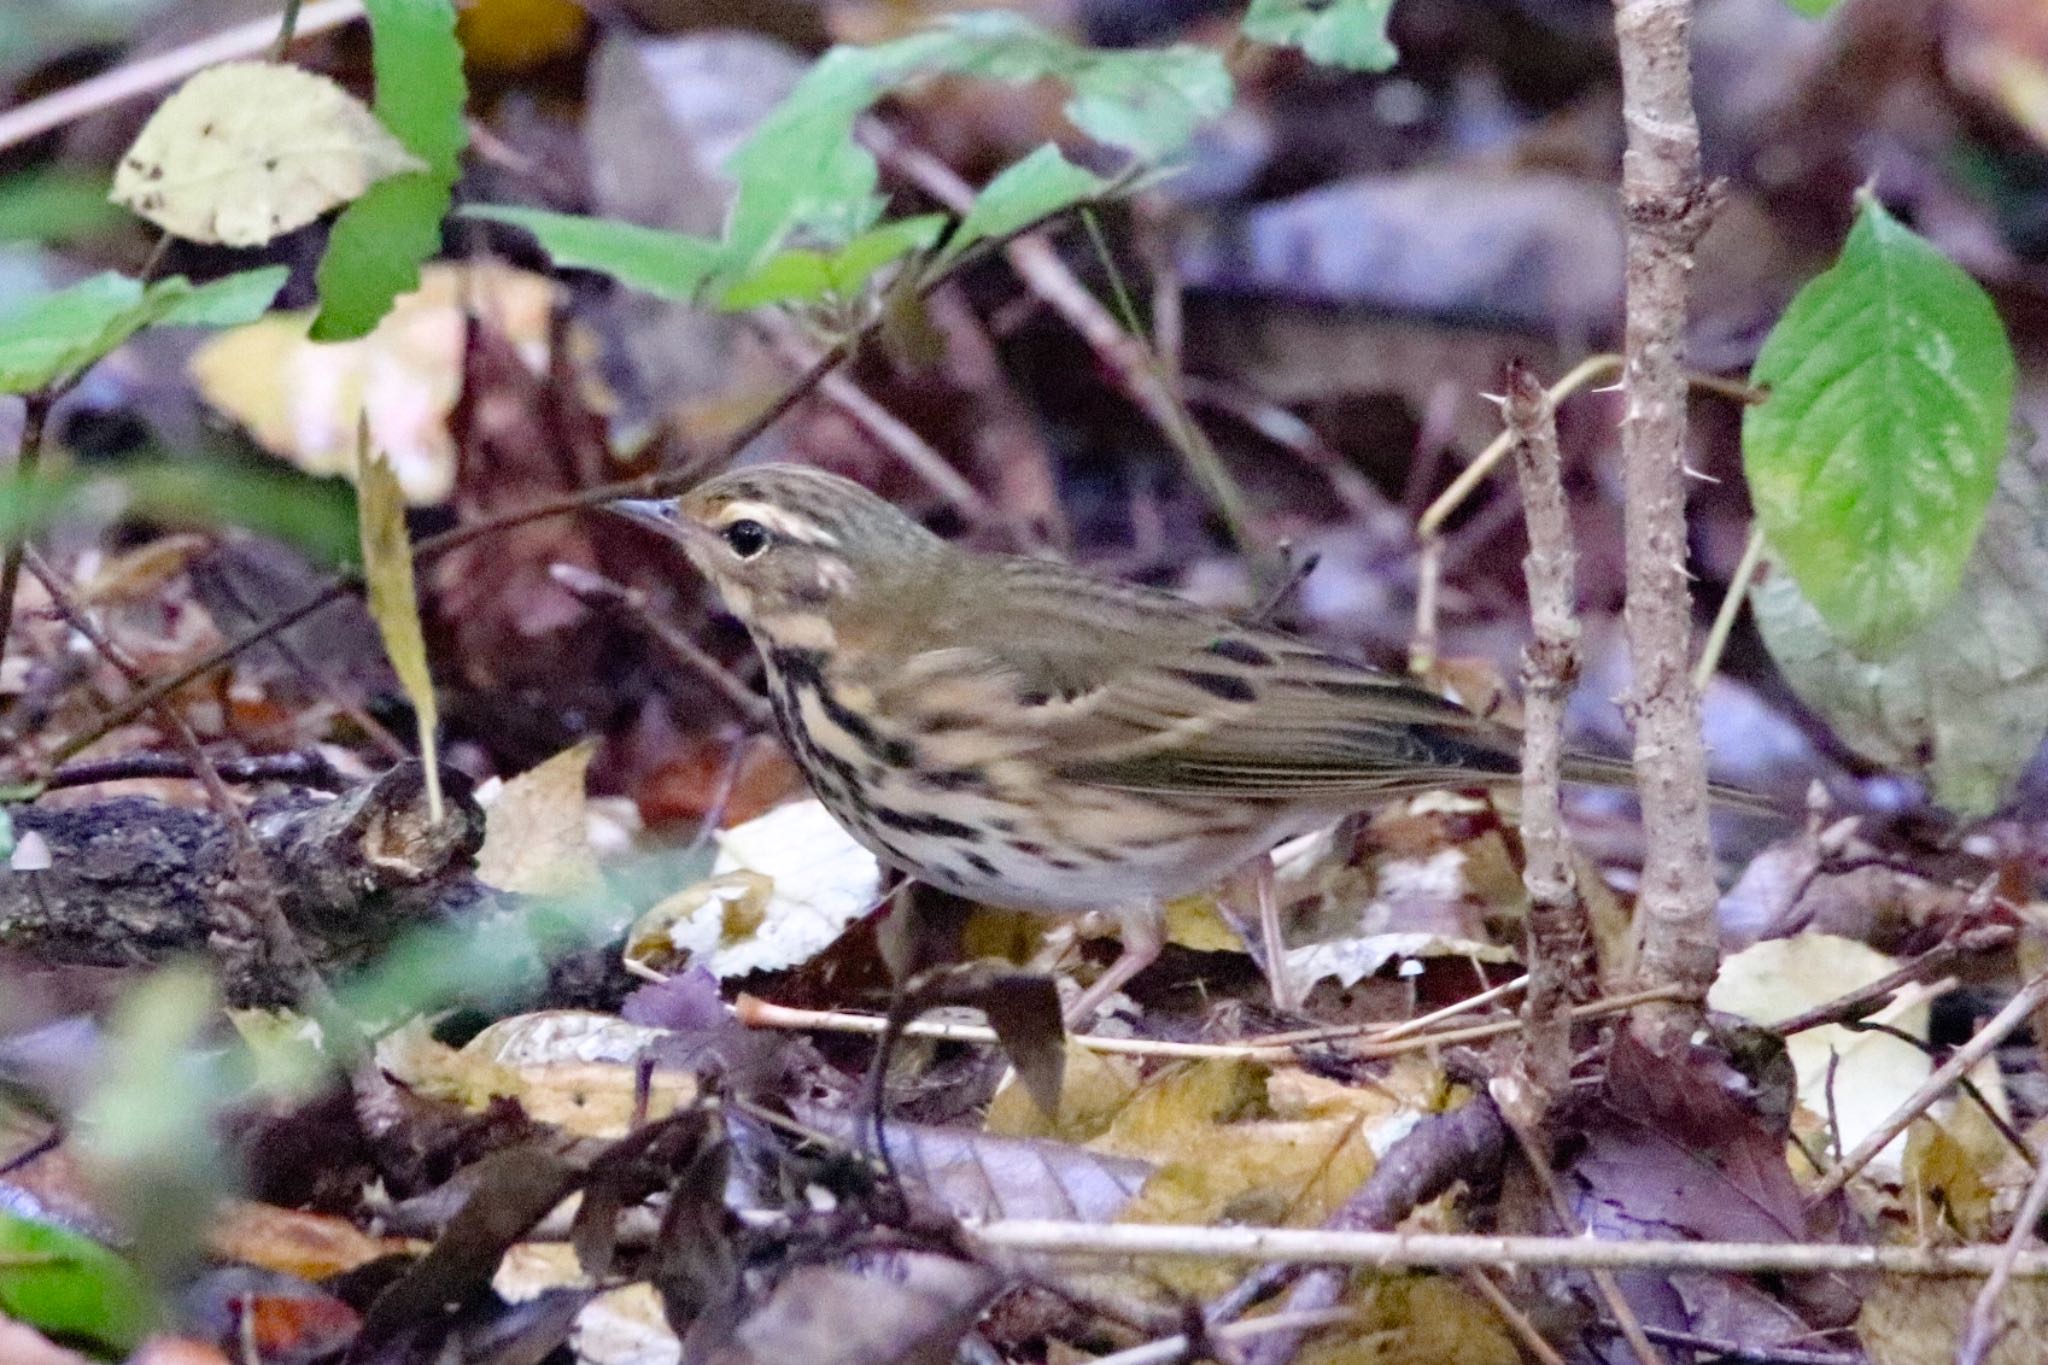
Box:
left=614, top=464, right=948, bottom=639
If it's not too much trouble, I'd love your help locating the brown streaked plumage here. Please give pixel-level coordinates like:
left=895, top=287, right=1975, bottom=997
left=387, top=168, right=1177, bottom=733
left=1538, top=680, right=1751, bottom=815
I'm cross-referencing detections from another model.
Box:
left=618, top=463, right=1647, bottom=1023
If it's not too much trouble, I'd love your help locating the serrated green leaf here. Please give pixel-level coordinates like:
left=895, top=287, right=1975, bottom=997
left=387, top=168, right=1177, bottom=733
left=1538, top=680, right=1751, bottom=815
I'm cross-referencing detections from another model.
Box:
left=356, top=426, right=444, bottom=822
left=311, top=0, right=465, bottom=340
left=362, top=0, right=466, bottom=177
left=1243, top=0, right=1399, bottom=71
left=1753, top=433, right=2048, bottom=817
left=473, top=14, right=1229, bottom=302
left=1743, top=196, right=2016, bottom=657
left=0, top=1211, right=154, bottom=1352
left=463, top=206, right=724, bottom=300
left=718, top=214, right=946, bottom=310
left=0, top=267, right=286, bottom=394
left=311, top=172, right=451, bottom=341
left=932, top=145, right=1108, bottom=276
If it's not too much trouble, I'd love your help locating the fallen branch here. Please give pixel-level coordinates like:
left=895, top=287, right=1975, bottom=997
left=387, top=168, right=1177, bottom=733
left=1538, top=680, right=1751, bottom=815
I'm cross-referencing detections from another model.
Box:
left=1, top=760, right=486, bottom=1005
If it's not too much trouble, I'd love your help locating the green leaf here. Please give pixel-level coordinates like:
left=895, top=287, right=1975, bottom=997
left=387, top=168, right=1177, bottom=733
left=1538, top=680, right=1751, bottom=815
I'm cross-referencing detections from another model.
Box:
left=463, top=206, right=723, bottom=300
left=1753, top=433, right=2048, bottom=817
left=0, top=1211, right=154, bottom=1353
left=931, top=145, right=1108, bottom=275
left=1743, top=195, right=2016, bottom=657
left=1779, top=0, right=1844, bottom=14
left=0, top=170, right=125, bottom=244
left=0, top=456, right=356, bottom=566
left=76, top=964, right=232, bottom=1288
left=0, top=267, right=286, bottom=394
left=153, top=266, right=291, bottom=327
left=718, top=214, right=946, bottom=310
left=311, top=0, right=466, bottom=340
left=1242, top=0, right=1399, bottom=71
left=311, top=172, right=451, bottom=341
left=361, top=0, right=467, bottom=177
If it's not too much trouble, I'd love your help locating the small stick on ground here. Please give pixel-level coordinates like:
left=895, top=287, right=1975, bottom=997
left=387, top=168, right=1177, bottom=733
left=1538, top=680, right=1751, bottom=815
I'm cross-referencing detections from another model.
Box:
left=1502, top=359, right=1592, bottom=1113
left=548, top=564, right=770, bottom=725
left=41, top=750, right=350, bottom=793
left=1808, top=970, right=2048, bottom=1205
left=1208, top=1096, right=1510, bottom=1365
left=0, top=390, right=58, bottom=669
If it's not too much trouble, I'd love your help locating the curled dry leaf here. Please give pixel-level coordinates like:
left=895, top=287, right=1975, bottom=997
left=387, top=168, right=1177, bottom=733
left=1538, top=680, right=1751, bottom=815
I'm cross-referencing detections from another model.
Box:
left=626, top=799, right=884, bottom=979
left=112, top=61, right=425, bottom=247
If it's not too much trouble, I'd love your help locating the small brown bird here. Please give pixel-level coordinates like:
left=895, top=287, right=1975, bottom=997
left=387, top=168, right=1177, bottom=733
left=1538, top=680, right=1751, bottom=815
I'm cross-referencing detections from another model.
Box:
left=619, top=463, right=1649, bottom=1023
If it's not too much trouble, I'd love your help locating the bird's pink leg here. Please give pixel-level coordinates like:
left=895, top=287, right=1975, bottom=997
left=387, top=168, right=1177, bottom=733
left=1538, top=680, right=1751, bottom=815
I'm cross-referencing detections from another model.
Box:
left=1065, top=904, right=1164, bottom=1028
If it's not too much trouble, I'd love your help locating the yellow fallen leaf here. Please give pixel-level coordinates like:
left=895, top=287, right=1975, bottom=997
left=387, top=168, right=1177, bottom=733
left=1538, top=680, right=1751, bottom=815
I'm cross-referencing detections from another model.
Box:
left=113, top=61, right=425, bottom=246
left=356, top=426, right=442, bottom=823
left=189, top=262, right=564, bottom=504
left=458, top=0, right=589, bottom=72
left=476, top=741, right=602, bottom=896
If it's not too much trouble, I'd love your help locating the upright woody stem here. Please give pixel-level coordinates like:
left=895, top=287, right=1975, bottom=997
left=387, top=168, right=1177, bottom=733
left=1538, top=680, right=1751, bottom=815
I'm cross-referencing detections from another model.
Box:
left=1612, top=0, right=1720, bottom=1037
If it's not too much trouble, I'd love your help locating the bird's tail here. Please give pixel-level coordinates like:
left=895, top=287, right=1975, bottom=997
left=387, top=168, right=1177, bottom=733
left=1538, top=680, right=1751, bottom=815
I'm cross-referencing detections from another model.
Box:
left=1559, top=751, right=1782, bottom=816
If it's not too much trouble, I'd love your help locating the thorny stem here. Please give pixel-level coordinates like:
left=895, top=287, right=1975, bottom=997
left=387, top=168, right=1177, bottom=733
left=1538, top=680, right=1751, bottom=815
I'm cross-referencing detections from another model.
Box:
left=1612, top=0, right=1721, bottom=1040
left=1502, top=361, right=1591, bottom=1114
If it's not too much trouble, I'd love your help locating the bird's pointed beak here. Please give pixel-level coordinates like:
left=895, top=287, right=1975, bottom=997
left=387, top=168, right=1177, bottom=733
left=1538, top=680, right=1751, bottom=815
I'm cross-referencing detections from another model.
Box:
left=610, top=497, right=692, bottom=544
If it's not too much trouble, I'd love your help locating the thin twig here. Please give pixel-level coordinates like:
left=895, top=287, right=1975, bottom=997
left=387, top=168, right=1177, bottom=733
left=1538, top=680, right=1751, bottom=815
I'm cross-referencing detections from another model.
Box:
left=41, top=341, right=852, bottom=772
left=1808, top=971, right=2048, bottom=1205
left=1615, top=1324, right=1862, bottom=1365
left=1503, top=360, right=1591, bottom=1111
left=548, top=564, right=770, bottom=725
left=1498, top=1096, right=1667, bottom=1365
left=752, top=315, right=1017, bottom=543
left=41, top=750, right=349, bottom=793
left=967, top=1221, right=2048, bottom=1277
left=735, top=984, right=1686, bottom=1063
left=1084, top=1307, right=1366, bottom=1365
left=875, top=126, right=1262, bottom=557
left=1461, top=1269, right=1568, bottom=1365
left=1957, top=1124, right=2048, bottom=1365
left=1693, top=522, right=1766, bottom=691
left=0, top=0, right=366, bottom=152
left=272, top=0, right=307, bottom=57
left=1248, top=974, right=1528, bottom=1047
left=1771, top=925, right=2011, bottom=1037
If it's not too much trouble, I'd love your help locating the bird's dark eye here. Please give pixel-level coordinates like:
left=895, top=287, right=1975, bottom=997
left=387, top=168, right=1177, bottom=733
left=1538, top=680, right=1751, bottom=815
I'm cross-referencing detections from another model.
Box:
left=722, top=519, right=771, bottom=559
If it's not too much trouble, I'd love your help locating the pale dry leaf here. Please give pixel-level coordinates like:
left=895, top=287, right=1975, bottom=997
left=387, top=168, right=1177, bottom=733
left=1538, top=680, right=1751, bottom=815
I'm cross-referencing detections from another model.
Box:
left=188, top=262, right=564, bottom=504
left=1709, top=933, right=1931, bottom=1180
left=476, top=741, right=602, bottom=896
left=113, top=61, right=425, bottom=246
left=496, top=1245, right=679, bottom=1365
left=625, top=799, right=883, bottom=978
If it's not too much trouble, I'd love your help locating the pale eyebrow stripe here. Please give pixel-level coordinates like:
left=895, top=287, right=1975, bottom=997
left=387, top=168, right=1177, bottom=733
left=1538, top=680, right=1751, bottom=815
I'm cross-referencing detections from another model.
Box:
left=712, top=500, right=839, bottom=547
